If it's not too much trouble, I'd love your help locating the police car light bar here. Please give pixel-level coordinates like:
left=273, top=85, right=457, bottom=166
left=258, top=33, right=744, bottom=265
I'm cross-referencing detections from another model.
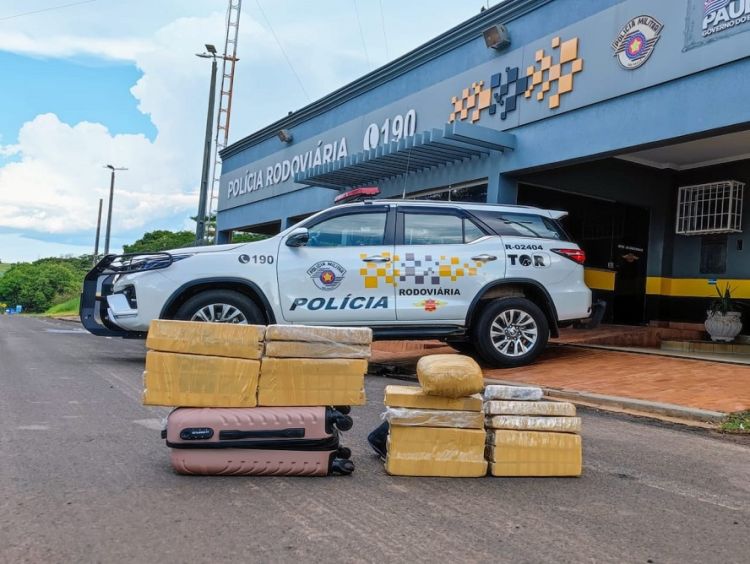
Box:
left=334, top=186, right=380, bottom=204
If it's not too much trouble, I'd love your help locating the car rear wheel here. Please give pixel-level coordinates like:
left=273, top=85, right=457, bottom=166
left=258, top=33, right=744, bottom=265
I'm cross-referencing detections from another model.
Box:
left=174, top=290, right=264, bottom=325
left=473, top=297, right=549, bottom=368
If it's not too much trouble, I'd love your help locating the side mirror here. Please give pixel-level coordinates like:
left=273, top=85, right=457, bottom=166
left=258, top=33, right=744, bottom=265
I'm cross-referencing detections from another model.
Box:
left=285, top=227, right=309, bottom=247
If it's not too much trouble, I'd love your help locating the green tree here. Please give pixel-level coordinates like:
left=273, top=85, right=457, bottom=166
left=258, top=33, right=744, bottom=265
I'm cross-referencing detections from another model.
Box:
left=123, top=230, right=196, bottom=253
left=0, top=263, right=79, bottom=313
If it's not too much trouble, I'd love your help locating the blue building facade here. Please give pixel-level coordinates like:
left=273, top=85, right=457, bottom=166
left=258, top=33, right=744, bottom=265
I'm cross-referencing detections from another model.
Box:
left=217, top=0, right=750, bottom=326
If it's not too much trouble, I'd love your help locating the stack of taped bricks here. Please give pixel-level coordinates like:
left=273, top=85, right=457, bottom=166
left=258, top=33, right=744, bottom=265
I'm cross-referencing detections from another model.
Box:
left=142, top=320, right=369, bottom=476
left=383, top=354, right=487, bottom=477
left=484, top=384, right=582, bottom=477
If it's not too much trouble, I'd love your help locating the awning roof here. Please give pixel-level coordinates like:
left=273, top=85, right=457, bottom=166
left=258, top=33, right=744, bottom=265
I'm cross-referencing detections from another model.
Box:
left=294, top=122, right=516, bottom=189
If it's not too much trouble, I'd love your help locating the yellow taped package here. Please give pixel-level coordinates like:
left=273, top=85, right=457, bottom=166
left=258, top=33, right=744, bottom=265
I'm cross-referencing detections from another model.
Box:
left=264, top=341, right=371, bottom=359
left=258, top=358, right=367, bottom=406
left=486, top=430, right=582, bottom=477
left=484, top=400, right=576, bottom=417
left=416, top=354, right=484, bottom=398
left=384, top=385, right=483, bottom=412
left=485, top=415, right=581, bottom=433
left=143, top=351, right=259, bottom=407
left=146, top=319, right=264, bottom=359
left=265, top=325, right=372, bottom=344
left=383, top=408, right=484, bottom=429
left=385, top=426, right=487, bottom=477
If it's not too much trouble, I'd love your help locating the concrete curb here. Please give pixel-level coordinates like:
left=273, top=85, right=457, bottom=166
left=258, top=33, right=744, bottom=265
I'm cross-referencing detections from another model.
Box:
left=484, top=377, right=728, bottom=426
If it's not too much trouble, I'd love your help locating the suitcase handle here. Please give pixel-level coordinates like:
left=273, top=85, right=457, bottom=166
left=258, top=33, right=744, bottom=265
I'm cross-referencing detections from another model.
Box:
left=218, top=428, right=305, bottom=440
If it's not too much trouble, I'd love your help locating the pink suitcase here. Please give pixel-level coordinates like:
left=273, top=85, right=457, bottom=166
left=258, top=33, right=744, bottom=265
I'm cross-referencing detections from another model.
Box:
left=163, top=406, right=354, bottom=476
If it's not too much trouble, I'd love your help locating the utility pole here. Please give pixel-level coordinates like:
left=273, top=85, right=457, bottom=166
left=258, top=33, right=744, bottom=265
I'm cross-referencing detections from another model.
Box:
left=93, top=198, right=103, bottom=265
left=195, top=44, right=219, bottom=244
left=103, top=165, right=127, bottom=255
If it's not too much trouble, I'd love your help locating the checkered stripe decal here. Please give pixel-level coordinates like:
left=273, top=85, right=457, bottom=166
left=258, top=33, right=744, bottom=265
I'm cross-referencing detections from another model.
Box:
left=359, top=252, right=484, bottom=289
left=524, top=36, right=583, bottom=110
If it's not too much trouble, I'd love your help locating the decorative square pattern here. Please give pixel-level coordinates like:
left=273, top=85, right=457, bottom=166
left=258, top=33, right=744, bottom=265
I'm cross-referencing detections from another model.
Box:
left=358, top=253, right=485, bottom=288
left=524, top=36, right=583, bottom=110
left=449, top=80, right=493, bottom=124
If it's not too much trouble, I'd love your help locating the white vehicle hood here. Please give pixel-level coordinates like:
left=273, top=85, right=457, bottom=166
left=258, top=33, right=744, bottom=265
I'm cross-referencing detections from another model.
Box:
left=166, top=243, right=247, bottom=255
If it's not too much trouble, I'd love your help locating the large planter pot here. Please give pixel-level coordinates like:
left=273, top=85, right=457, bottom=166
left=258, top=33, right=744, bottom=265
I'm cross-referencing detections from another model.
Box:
left=704, top=311, right=743, bottom=342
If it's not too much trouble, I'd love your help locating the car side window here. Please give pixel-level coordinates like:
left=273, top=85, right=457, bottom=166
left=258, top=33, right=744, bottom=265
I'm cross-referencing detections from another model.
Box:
left=306, top=212, right=387, bottom=247
left=474, top=211, right=568, bottom=240
left=403, top=213, right=486, bottom=245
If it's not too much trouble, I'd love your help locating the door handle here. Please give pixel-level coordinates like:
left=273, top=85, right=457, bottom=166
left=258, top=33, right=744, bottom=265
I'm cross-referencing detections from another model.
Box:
left=362, top=256, right=391, bottom=263
left=471, top=254, right=497, bottom=262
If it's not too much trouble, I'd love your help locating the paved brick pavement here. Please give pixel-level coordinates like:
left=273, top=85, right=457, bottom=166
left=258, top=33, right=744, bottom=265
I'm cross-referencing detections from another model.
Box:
left=371, top=342, right=750, bottom=413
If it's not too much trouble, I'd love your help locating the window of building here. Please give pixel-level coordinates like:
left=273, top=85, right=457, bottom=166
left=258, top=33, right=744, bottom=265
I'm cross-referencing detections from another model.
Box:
left=403, top=213, right=485, bottom=245
left=307, top=212, right=387, bottom=247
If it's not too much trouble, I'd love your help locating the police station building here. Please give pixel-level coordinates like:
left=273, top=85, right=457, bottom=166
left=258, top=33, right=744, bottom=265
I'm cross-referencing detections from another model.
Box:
left=216, top=0, right=750, bottom=327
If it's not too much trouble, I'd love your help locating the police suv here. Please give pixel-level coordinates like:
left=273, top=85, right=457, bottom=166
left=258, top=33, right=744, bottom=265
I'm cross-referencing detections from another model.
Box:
left=80, top=200, right=591, bottom=367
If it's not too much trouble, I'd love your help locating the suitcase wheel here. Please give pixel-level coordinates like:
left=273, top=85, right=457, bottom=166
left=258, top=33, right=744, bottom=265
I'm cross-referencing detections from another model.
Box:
left=337, top=446, right=352, bottom=460
left=332, top=405, right=351, bottom=415
left=334, top=413, right=354, bottom=432
left=331, top=458, right=355, bottom=475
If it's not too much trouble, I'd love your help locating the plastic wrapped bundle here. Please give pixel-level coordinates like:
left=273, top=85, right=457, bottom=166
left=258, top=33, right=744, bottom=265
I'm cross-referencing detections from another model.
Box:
left=484, top=400, right=576, bottom=417
left=417, top=354, right=484, bottom=398
left=486, top=430, right=582, bottom=477
left=484, top=384, right=543, bottom=401
left=264, top=340, right=370, bottom=359
left=265, top=325, right=372, bottom=345
left=485, top=415, right=581, bottom=433
left=385, top=426, right=487, bottom=477
left=143, top=351, right=259, bottom=407
left=382, top=407, right=484, bottom=429
left=384, top=385, right=483, bottom=412
left=146, top=319, right=265, bottom=359
left=258, top=358, right=366, bottom=406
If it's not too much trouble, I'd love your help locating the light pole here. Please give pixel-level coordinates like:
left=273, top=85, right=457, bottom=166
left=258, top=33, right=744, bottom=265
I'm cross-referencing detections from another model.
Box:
left=103, top=164, right=127, bottom=255
left=93, top=197, right=103, bottom=265
left=195, top=44, right=219, bottom=244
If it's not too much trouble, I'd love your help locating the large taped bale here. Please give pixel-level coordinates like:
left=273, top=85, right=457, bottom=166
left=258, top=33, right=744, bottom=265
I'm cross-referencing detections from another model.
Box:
left=383, top=408, right=484, bottom=429
left=485, top=415, right=582, bottom=434
left=146, top=319, right=265, bottom=359
left=385, top=426, right=487, bottom=477
left=265, top=325, right=372, bottom=345
left=143, top=351, right=259, bottom=407
left=484, top=384, right=543, bottom=401
left=264, top=340, right=370, bottom=359
left=384, top=385, right=483, bottom=412
left=416, top=354, right=484, bottom=398
left=258, top=358, right=366, bottom=406
left=484, top=400, right=576, bottom=417
left=486, top=430, right=582, bottom=477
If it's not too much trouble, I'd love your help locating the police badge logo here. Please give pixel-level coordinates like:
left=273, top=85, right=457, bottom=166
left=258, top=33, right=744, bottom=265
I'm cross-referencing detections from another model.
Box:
left=307, top=260, right=346, bottom=291
left=612, top=15, right=663, bottom=70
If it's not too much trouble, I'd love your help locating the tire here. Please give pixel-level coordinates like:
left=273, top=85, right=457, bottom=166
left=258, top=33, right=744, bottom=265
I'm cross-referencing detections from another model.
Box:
left=473, top=297, right=549, bottom=368
left=174, top=290, right=264, bottom=325
left=445, top=341, right=476, bottom=355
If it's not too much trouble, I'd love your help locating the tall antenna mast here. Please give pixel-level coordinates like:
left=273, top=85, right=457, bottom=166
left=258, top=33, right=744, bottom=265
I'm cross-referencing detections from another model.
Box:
left=207, top=0, right=242, bottom=241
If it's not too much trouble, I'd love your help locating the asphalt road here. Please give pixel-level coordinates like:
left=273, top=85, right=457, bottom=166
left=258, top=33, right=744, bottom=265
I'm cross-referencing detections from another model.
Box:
left=0, top=316, right=748, bottom=564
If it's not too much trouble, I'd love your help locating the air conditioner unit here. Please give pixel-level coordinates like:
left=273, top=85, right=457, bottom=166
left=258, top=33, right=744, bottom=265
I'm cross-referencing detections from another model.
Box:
left=675, top=180, right=744, bottom=235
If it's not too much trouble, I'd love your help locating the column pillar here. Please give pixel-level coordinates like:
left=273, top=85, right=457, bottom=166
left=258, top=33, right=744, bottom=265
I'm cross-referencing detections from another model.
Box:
left=487, top=173, right=518, bottom=204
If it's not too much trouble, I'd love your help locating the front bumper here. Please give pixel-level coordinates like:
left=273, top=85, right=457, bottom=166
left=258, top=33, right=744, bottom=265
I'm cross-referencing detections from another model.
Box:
left=79, top=253, right=175, bottom=338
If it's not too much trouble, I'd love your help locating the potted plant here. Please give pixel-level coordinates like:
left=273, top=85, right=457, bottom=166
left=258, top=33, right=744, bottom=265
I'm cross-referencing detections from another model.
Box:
left=705, top=284, right=743, bottom=342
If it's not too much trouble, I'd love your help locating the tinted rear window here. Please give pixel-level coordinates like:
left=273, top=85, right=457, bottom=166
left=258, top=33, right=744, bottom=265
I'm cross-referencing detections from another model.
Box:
left=472, top=211, right=570, bottom=241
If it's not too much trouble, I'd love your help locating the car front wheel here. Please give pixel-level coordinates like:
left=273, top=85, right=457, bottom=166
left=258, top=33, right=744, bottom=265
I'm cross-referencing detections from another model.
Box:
left=473, top=297, right=549, bottom=368
left=174, top=290, right=264, bottom=325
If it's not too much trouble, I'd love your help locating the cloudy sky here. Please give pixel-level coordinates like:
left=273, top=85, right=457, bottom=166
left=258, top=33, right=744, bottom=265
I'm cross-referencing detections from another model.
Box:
left=0, top=0, right=489, bottom=262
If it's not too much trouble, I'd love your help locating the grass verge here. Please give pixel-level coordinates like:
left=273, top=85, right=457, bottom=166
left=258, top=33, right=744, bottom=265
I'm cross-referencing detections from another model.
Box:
left=720, top=410, right=750, bottom=434
left=45, top=296, right=80, bottom=316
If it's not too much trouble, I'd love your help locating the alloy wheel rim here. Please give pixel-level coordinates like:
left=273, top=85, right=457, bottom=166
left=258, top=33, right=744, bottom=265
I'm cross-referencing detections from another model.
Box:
left=490, top=309, right=538, bottom=357
left=190, top=303, right=248, bottom=324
